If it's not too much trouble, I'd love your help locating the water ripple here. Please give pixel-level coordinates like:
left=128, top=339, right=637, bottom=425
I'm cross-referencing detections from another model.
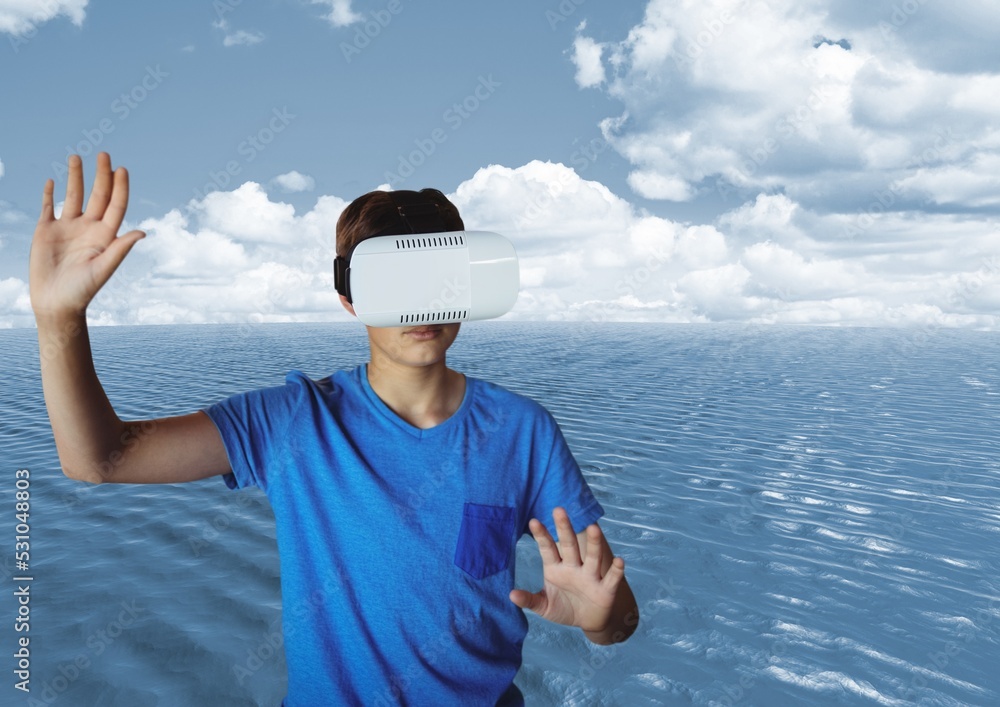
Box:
left=2, top=322, right=998, bottom=705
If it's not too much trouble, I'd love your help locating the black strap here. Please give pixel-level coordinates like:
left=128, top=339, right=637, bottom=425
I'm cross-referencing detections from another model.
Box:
left=334, top=254, right=351, bottom=301
left=380, top=190, right=447, bottom=235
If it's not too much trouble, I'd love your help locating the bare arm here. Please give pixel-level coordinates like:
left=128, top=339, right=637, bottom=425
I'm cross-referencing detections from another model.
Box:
left=31, top=153, right=230, bottom=485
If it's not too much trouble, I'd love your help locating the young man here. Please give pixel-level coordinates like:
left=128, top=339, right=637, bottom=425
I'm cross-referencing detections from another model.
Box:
left=30, top=152, right=639, bottom=705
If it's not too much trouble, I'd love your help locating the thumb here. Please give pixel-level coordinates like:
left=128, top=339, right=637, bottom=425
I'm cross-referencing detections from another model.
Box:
left=509, top=589, right=548, bottom=615
left=92, top=230, right=145, bottom=285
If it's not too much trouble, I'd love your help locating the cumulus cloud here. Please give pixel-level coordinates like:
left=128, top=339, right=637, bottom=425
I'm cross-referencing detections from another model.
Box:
left=578, top=0, right=1000, bottom=215
left=0, top=0, right=87, bottom=35
left=272, top=171, right=316, bottom=193
left=311, top=0, right=361, bottom=27
left=96, top=185, right=351, bottom=325
left=2, top=160, right=997, bottom=329
left=0, top=157, right=4, bottom=180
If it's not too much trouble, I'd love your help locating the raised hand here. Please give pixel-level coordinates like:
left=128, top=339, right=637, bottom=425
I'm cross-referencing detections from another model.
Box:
left=29, top=152, right=146, bottom=320
left=510, top=507, right=630, bottom=640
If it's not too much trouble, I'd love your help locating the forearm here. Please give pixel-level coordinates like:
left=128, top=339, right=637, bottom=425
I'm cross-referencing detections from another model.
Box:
left=36, top=312, right=127, bottom=483
left=583, top=577, right=639, bottom=645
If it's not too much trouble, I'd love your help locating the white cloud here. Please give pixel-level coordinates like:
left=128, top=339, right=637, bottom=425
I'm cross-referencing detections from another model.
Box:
left=187, top=182, right=298, bottom=243
left=0, top=0, right=87, bottom=35
left=571, top=34, right=605, bottom=89
left=0, top=157, right=4, bottom=179
left=0, top=277, right=31, bottom=327
left=223, top=29, right=263, bottom=47
left=3, top=156, right=999, bottom=329
left=272, top=171, right=316, bottom=193
left=311, top=0, right=361, bottom=27
left=212, top=18, right=263, bottom=47
left=87, top=185, right=351, bottom=326
left=741, top=242, right=865, bottom=300
left=627, top=170, right=693, bottom=201
left=578, top=0, right=1000, bottom=215
left=894, top=153, right=1000, bottom=208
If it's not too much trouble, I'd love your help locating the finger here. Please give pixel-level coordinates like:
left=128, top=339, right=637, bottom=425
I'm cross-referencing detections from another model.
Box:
left=528, top=518, right=562, bottom=566
left=39, top=179, right=55, bottom=222
left=64, top=154, right=84, bottom=218
left=90, top=229, right=146, bottom=286
left=85, top=152, right=113, bottom=219
left=601, top=556, right=626, bottom=595
left=554, top=507, right=581, bottom=566
left=509, top=589, right=547, bottom=615
left=583, top=523, right=605, bottom=579
left=101, top=166, right=130, bottom=232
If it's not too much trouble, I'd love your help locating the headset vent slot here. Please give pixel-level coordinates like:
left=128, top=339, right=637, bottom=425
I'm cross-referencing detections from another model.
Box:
left=394, top=234, right=465, bottom=250
left=399, top=310, right=468, bottom=324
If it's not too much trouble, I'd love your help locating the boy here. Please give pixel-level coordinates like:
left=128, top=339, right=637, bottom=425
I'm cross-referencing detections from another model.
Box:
left=30, top=152, right=638, bottom=705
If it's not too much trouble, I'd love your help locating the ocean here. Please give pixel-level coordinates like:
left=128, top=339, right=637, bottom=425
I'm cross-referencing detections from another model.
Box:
left=1, top=321, right=998, bottom=706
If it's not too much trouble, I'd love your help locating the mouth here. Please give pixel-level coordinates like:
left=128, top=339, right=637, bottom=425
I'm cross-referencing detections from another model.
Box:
left=406, top=326, right=443, bottom=335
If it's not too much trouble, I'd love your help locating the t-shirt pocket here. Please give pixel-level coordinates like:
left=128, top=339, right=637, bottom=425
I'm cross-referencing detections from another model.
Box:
left=454, top=502, right=516, bottom=580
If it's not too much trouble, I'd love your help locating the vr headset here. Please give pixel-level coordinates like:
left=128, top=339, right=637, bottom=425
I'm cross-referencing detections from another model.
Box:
left=334, top=190, right=519, bottom=328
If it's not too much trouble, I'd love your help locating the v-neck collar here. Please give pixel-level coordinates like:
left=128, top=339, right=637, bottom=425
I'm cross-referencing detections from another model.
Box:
left=358, top=363, right=473, bottom=439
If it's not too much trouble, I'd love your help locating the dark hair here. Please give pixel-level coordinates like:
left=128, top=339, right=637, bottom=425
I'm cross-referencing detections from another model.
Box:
left=335, top=188, right=465, bottom=259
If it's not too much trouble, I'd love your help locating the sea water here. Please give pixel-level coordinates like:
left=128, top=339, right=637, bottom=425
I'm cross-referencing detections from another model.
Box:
left=0, top=322, right=997, bottom=706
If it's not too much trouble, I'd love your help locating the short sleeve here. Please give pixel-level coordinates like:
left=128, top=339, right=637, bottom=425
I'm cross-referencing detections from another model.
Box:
left=525, top=408, right=604, bottom=538
left=201, top=372, right=306, bottom=492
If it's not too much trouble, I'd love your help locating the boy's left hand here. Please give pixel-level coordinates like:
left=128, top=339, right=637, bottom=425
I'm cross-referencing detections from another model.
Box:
left=509, top=507, right=633, bottom=641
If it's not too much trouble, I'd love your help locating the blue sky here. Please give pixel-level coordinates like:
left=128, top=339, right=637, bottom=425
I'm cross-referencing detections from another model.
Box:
left=1, top=0, right=999, bottom=328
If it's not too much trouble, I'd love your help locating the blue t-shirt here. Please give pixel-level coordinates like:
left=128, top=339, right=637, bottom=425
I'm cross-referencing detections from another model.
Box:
left=202, top=363, right=604, bottom=706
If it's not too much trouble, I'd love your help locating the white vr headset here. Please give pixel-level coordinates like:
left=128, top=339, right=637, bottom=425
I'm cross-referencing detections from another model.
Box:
left=335, top=191, right=519, bottom=328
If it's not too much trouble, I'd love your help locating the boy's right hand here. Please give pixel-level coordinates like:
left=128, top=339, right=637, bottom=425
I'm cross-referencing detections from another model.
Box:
left=29, top=152, right=146, bottom=320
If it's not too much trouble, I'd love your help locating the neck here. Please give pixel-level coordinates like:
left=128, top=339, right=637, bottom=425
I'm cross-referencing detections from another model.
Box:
left=366, top=357, right=465, bottom=428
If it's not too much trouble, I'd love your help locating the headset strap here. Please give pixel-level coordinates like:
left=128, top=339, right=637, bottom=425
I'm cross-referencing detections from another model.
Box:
left=380, top=190, right=447, bottom=235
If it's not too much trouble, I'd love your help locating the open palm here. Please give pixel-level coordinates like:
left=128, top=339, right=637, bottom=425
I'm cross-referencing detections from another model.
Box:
left=509, top=507, right=626, bottom=635
left=29, top=152, right=145, bottom=319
